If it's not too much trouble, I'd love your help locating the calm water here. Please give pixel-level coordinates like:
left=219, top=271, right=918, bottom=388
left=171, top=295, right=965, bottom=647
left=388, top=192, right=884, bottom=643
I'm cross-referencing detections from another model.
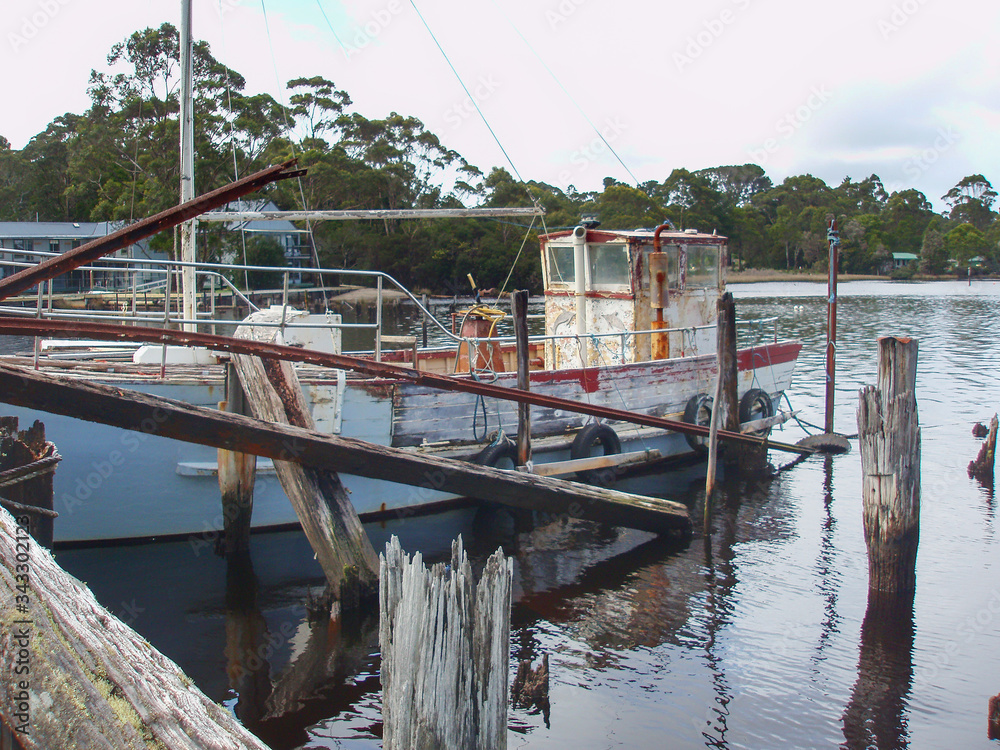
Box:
left=51, top=280, right=1000, bottom=749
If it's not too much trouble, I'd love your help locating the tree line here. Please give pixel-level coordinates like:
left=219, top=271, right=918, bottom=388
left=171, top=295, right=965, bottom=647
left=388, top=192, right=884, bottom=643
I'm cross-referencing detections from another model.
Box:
left=1, top=23, right=996, bottom=293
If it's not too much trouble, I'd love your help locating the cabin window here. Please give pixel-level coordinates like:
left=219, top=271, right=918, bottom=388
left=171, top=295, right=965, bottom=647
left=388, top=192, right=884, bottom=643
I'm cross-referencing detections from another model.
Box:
left=546, top=244, right=576, bottom=286
left=686, top=244, right=720, bottom=287
left=587, top=243, right=629, bottom=289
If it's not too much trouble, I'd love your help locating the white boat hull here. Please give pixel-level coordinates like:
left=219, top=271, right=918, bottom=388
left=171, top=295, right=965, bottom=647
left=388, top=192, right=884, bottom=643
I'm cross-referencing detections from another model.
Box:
left=1, top=341, right=800, bottom=544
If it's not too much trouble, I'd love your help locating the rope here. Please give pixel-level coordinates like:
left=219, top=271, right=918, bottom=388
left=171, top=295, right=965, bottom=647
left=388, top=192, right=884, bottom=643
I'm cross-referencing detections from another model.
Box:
left=453, top=306, right=507, bottom=441
left=260, top=0, right=329, bottom=309
left=497, top=215, right=537, bottom=299
left=487, top=0, right=640, bottom=187
left=408, top=0, right=531, bottom=198
left=314, top=0, right=352, bottom=55
left=218, top=0, right=251, bottom=289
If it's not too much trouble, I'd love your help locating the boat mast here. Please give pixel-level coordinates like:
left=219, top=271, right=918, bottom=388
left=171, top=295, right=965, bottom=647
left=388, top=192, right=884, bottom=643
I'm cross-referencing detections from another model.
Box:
left=179, top=0, right=197, bottom=332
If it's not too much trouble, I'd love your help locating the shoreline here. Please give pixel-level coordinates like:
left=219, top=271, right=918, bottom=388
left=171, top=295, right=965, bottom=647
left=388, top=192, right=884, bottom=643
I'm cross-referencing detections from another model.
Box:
left=725, top=270, right=994, bottom=283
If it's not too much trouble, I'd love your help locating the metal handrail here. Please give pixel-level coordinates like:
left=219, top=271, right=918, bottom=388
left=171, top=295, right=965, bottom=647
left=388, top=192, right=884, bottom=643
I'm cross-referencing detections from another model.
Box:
left=1, top=250, right=784, bottom=358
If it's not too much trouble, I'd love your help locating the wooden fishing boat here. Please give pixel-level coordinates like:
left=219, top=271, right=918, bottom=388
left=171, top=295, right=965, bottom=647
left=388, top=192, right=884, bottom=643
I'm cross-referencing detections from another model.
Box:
left=0, top=221, right=800, bottom=544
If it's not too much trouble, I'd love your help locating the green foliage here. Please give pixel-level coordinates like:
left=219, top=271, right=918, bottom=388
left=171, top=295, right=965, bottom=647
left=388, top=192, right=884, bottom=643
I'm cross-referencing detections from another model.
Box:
left=918, top=228, right=948, bottom=275
left=243, top=237, right=287, bottom=289
left=944, top=223, right=988, bottom=265
left=2, top=26, right=999, bottom=291
left=943, top=175, right=996, bottom=230
left=889, top=262, right=916, bottom=280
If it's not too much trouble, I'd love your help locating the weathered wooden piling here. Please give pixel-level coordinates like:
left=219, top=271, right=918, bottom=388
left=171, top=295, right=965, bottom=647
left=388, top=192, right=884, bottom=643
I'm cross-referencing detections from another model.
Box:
left=705, top=292, right=740, bottom=531
left=0, top=419, right=58, bottom=549
left=857, top=336, right=920, bottom=593
left=217, top=363, right=256, bottom=556
left=231, top=318, right=380, bottom=608
left=968, top=413, right=998, bottom=483
left=989, top=693, right=1000, bottom=740
left=512, top=290, right=532, bottom=466
left=380, top=536, right=511, bottom=750
left=0, top=505, right=271, bottom=749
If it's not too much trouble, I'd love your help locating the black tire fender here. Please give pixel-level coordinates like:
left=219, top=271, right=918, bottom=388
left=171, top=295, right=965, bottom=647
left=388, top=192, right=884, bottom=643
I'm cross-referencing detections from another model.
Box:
left=570, top=422, right=622, bottom=484
left=682, top=393, right=713, bottom=454
left=738, top=388, right=775, bottom=435
left=475, top=438, right=518, bottom=470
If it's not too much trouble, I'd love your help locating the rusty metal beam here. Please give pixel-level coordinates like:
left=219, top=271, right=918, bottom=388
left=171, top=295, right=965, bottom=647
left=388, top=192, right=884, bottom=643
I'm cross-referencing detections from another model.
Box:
left=0, top=317, right=813, bottom=455
left=0, top=160, right=304, bottom=302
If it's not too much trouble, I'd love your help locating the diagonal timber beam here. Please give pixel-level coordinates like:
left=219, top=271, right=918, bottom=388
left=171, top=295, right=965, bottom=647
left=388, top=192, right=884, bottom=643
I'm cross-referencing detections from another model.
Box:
left=0, top=362, right=690, bottom=534
left=0, top=317, right=813, bottom=455
left=0, top=160, right=304, bottom=302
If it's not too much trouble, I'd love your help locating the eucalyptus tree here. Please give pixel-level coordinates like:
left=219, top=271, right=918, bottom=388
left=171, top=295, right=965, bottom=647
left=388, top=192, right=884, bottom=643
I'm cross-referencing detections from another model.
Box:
left=942, top=174, right=997, bottom=231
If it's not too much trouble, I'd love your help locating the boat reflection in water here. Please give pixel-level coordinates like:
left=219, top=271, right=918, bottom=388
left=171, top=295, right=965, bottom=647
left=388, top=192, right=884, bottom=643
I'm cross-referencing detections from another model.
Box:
left=54, top=461, right=803, bottom=749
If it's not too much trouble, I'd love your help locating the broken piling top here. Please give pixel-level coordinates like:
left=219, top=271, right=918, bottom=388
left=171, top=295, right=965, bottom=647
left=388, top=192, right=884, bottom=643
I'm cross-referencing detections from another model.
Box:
left=875, top=336, right=918, bottom=406
left=380, top=535, right=512, bottom=750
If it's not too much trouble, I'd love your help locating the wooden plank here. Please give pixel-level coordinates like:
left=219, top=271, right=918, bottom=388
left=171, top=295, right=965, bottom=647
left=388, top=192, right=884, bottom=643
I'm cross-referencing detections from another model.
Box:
left=232, top=318, right=380, bottom=602
left=200, top=207, right=544, bottom=222
left=517, top=449, right=662, bottom=477
left=740, top=410, right=798, bottom=434
left=0, top=505, right=271, bottom=750
left=0, top=362, right=691, bottom=534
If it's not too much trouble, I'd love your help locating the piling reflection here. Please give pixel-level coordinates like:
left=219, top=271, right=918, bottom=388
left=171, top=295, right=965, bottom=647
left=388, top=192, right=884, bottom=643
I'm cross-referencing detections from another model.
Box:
left=223, top=547, right=382, bottom=749
left=255, top=612, right=380, bottom=749
left=841, top=589, right=915, bottom=750
left=223, top=551, right=271, bottom=734
left=700, top=483, right=741, bottom=748
left=814, top=455, right=842, bottom=662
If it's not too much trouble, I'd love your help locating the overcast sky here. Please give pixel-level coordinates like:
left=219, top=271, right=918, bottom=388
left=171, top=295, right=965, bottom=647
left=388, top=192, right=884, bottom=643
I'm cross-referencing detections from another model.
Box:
left=5, top=0, right=998, bottom=213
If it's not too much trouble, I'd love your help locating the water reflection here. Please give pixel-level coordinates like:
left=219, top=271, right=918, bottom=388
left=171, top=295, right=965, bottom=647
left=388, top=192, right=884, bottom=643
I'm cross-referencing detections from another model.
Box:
left=841, top=590, right=915, bottom=750
left=814, top=456, right=842, bottom=664
left=44, top=282, right=1000, bottom=749
left=224, top=552, right=272, bottom=734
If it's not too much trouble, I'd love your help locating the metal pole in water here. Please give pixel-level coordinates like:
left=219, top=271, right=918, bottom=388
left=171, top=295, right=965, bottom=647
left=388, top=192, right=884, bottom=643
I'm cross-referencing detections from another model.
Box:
left=513, top=289, right=532, bottom=466
left=179, top=0, right=197, bottom=333
left=825, top=217, right=839, bottom=434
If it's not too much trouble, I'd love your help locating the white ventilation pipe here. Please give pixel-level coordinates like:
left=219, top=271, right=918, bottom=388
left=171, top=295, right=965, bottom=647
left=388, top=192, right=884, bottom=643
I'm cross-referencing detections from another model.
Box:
left=573, top=225, right=588, bottom=366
